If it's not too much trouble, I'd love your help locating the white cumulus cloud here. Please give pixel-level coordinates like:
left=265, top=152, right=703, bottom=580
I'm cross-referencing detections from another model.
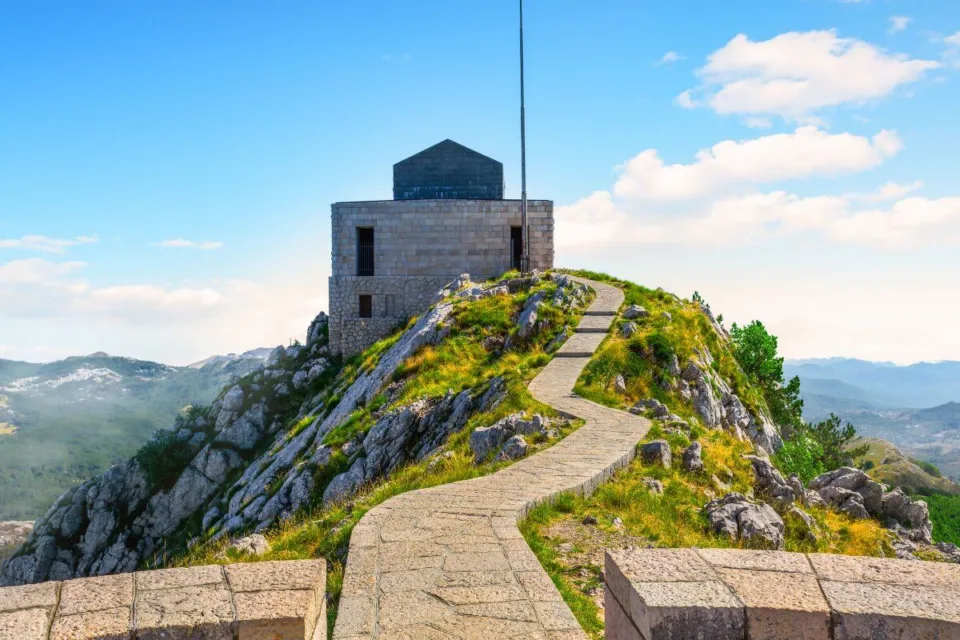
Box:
left=612, top=127, right=901, bottom=201
left=678, top=30, right=939, bottom=122
left=659, top=51, right=684, bottom=64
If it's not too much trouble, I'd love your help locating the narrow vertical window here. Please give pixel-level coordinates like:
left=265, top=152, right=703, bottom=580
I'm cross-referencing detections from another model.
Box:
left=384, top=294, right=396, bottom=317
left=357, top=227, right=374, bottom=276
left=358, top=294, right=372, bottom=318
left=510, top=226, right=523, bottom=271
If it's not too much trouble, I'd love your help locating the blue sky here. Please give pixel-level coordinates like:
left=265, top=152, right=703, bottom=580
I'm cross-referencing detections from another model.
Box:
left=2, top=0, right=959, bottom=365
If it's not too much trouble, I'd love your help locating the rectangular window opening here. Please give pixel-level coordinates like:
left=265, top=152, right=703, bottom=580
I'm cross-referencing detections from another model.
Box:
left=359, top=294, right=372, bottom=318
left=384, top=294, right=396, bottom=317
left=357, top=227, right=374, bottom=276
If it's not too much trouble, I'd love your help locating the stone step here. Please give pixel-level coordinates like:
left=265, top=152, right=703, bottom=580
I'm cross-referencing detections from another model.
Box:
left=554, top=352, right=594, bottom=358
left=584, top=310, right=616, bottom=316
left=574, top=327, right=608, bottom=334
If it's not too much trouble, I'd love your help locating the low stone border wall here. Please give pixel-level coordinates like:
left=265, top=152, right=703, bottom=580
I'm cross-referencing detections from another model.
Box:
left=604, top=548, right=960, bottom=639
left=0, top=560, right=326, bottom=640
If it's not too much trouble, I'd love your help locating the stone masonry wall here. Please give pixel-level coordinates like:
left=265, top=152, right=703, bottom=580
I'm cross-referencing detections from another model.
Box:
left=605, top=548, right=960, bottom=639
left=0, top=560, right=326, bottom=640
left=328, top=199, right=554, bottom=357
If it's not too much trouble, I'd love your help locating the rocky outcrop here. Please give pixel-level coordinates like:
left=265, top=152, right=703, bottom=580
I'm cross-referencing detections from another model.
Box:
left=4, top=272, right=589, bottom=586
left=805, top=467, right=934, bottom=547
left=679, top=350, right=782, bottom=455
left=469, top=413, right=555, bottom=463
left=682, top=442, right=703, bottom=472
left=705, top=493, right=785, bottom=550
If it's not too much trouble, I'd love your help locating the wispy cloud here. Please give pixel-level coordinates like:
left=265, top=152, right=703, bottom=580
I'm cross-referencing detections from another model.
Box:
left=158, top=239, right=223, bottom=250
left=658, top=51, right=684, bottom=64
left=888, top=16, right=911, bottom=34
left=0, top=235, right=98, bottom=254
left=381, top=53, right=412, bottom=63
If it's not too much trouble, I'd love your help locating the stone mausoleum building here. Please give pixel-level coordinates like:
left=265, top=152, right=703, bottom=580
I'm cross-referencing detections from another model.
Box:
left=329, top=139, right=554, bottom=357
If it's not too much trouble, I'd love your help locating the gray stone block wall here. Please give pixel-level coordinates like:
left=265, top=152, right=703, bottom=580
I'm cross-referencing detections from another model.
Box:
left=328, top=199, right=554, bottom=357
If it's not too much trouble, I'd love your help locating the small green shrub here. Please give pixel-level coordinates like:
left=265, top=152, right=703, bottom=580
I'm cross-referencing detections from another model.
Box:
left=925, top=493, right=960, bottom=546
left=645, top=332, right=675, bottom=363
left=913, top=458, right=944, bottom=479
left=135, top=430, right=197, bottom=492
left=774, top=435, right=826, bottom=484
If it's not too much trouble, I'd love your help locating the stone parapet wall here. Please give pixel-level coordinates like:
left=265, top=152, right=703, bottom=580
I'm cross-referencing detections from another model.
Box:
left=0, top=560, right=326, bottom=640
left=605, top=548, right=960, bottom=639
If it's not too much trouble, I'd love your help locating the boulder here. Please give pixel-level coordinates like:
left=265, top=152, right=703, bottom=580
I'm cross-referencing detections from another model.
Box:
left=623, top=305, right=649, bottom=320
left=705, top=493, right=784, bottom=550
left=228, top=534, right=271, bottom=557
left=517, top=302, right=541, bottom=339
left=808, top=467, right=885, bottom=518
left=746, top=455, right=795, bottom=509
left=640, top=440, right=672, bottom=469
left=323, top=460, right=366, bottom=505
left=496, top=435, right=529, bottom=461
left=881, top=488, right=933, bottom=543
left=682, top=442, right=704, bottom=473
left=621, top=322, right=639, bottom=338
left=221, top=385, right=245, bottom=413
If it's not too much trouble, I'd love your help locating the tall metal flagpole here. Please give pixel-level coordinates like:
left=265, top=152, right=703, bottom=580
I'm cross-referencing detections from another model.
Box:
left=519, top=0, right=529, bottom=273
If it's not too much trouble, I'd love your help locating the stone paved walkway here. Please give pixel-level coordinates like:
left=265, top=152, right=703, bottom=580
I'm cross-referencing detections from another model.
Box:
left=333, top=277, right=651, bottom=639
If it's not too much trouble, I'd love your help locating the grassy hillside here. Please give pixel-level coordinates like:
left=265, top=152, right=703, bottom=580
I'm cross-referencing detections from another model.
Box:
left=851, top=437, right=960, bottom=495
left=518, top=270, right=894, bottom=637
left=172, top=272, right=592, bottom=631
left=164, top=270, right=911, bottom=638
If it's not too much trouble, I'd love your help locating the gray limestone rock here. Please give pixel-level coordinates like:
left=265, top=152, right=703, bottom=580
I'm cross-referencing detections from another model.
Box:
left=640, top=440, right=672, bottom=469
left=682, top=442, right=704, bottom=473
left=517, top=301, right=541, bottom=339
left=221, top=385, right=245, bottom=413
left=705, top=493, right=785, bottom=550
left=746, top=455, right=795, bottom=509
left=621, top=322, right=639, bottom=338
left=623, top=304, right=649, bottom=320
left=496, top=435, right=529, bottom=461
left=228, top=534, right=271, bottom=557
left=323, top=460, right=366, bottom=505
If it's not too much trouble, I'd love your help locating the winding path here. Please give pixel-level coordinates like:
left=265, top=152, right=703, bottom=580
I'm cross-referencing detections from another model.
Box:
left=333, top=277, right=651, bottom=639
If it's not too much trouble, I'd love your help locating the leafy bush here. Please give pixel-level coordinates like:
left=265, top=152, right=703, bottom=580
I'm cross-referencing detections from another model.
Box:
left=645, top=332, right=675, bottom=363
left=913, top=458, right=944, bottom=478
left=135, top=429, right=197, bottom=492
left=924, top=493, right=960, bottom=546
left=774, top=435, right=826, bottom=484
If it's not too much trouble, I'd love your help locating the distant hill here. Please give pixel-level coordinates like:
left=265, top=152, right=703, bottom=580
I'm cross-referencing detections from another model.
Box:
left=789, top=358, right=960, bottom=483
left=852, top=438, right=960, bottom=496
left=0, top=350, right=269, bottom=519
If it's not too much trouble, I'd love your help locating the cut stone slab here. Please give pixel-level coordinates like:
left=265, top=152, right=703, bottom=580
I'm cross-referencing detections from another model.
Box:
left=225, top=559, right=326, bottom=593
left=58, top=573, right=133, bottom=616
left=716, top=568, right=831, bottom=640
left=0, top=607, right=50, bottom=640
left=234, top=588, right=321, bottom=640
left=821, top=581, right=960, bottom=639
left=135, top=564, right=225, bottom=591
left=623, top=580, right=745, bottom=640
left=697, top=548, right=813, bottom=574
left=134, top=583, right=234, bottom=640
left=0, top=580, right=59, bottom=613
left=604, top=585, right=644, bottom=640
left=50, top=606, right=130, bottom=640
left=809, top=553, right=960, bottom=588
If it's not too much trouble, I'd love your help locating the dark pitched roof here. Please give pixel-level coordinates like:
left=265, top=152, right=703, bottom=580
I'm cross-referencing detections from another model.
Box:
left=393, top=139, right=504, bottom=201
